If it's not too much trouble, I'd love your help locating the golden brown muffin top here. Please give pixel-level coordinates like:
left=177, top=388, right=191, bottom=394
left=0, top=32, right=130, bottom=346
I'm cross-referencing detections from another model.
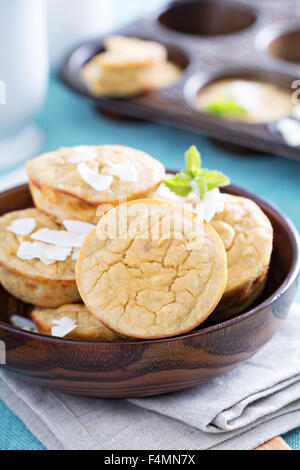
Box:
left=31, top=304, right=121, bottom=341
left=0, top=208, right=77, bottom=280
left=76, top=199, right=227, bottom=339
left=95, top=36, right=167, bottom=70
left=27, top=145, right=165, bottom=205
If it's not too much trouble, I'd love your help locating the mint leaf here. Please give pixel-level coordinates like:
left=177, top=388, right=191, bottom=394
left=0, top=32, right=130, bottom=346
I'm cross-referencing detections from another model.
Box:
left=204, top=171, right=230, bottom=191
left=163, top=175, right=192, bottom=197
left=185, top=146, right=201, bottom=174
left=178, top=170, right=193, bottom=182
left=163, top=146, right=230, bottom=200
left=191, top=176, right=207, bottom=201
left=204, top=97, right=248, bottom=117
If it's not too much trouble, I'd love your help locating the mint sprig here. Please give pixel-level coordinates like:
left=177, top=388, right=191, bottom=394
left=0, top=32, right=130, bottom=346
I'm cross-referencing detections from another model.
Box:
left=204, top=97, right=248, bottom=117
left=163, top=146, right=230, bottom=201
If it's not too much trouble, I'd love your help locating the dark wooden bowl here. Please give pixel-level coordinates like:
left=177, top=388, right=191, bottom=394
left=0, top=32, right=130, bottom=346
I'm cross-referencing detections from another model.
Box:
left=0, top=184, right=299, bottom=398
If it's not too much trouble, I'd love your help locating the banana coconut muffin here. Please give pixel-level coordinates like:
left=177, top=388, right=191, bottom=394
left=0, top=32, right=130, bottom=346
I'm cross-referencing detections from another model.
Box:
left=31, top=303, right=121, bottom=340
left=0, top=209, right=95, bottom=307
left=76, top=199, right=227, bottom=339
left=210, top=194, right=273, bottom=317
left=81, top=35, right=182, bottom=97
left=27, top=145, right=165, bottom=224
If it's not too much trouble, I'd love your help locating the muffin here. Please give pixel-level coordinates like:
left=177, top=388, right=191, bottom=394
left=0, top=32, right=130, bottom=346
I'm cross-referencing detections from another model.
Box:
left=81, top=35, right=181, bottom=97
left=76, top=199, right=227, bottom=339
left=31, top=304, right=121, bottom=341
left=197, top=79, right=293, bottom=124
left=0, top=208, right=82, bottom=307
left=210, top=194, right=273, bottom=317
left=104, top=36, right=167, bottom=66
left=27, top=145, right=165, bottom=224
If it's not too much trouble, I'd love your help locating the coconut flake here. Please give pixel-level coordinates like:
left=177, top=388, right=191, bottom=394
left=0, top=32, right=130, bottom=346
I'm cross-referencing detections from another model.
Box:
left=11, top=314, right=37, bottom=331
left=77, top=162, right=113, bottom=191
left=72, top=247, right=81, bottom=260
left=7, top=218, right=36, bottom=236
left=31, top=228, right=85, bottom=247
left=226, top=80, right=260, bottom=112
left=51, top=317, right=77, bottom=338
left=189, top=188, right=224, bottom=222
left=201, top=188, right=224, bottom=222
left=17, top=241, right=72, bottom=265
left=68, top=146, right=97, bottom=163
left=63, top=220, right=95, bottom=235
left=155, top=183, right=182, bottom=204
left=106, top=161, right=138, bottom=182
left=44, top=244, right=73, bottom=262
left=276, top=118, right=300, bottom=147
left=156, top=183, right=224, bottom=222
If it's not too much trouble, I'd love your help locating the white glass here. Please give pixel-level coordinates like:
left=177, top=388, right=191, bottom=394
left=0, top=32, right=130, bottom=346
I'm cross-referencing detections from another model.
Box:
left=0, top=0, right=48, bottom=170
left=47, top=0, right=115, bottom=69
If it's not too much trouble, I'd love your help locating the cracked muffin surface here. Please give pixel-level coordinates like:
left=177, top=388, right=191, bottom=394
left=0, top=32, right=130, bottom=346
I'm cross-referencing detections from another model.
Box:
left=27, top=145, right=165, bottom=224
left=76, top=199, right=227, bottom=339
left=210, top=194, right=273, bottom=315
left=31, top=304, right=121, bottom=341
left=0, top=208, right=80, bottom=307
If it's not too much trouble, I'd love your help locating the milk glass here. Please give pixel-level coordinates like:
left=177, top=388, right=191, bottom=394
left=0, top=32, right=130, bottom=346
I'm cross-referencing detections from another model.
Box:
left=47, top=0, right=115, bottom=69
left=0, top=0, right=48, bottom=169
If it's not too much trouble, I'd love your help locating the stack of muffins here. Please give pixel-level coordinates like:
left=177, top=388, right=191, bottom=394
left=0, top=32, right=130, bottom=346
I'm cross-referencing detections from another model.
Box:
left=81, top=36, right=182, bottom=97
left=0, top=144, right=273, bottom=340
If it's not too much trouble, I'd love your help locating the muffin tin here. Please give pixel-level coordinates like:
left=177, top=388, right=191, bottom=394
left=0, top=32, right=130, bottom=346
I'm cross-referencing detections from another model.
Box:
left=60, top=0, right=300, bottom=161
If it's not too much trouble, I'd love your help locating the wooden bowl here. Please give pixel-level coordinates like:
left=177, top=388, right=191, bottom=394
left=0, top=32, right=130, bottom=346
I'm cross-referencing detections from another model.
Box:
left=0, top=184, right=299, bottom=398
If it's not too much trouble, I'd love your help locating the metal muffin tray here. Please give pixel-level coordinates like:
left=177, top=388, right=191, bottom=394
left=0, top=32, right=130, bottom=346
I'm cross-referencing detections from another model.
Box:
left=60, top=0, right=300, bottom=161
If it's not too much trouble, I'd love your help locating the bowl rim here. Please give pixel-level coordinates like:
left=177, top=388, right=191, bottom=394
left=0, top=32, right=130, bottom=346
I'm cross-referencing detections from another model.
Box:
left=0, top=182, right=299, bottom=346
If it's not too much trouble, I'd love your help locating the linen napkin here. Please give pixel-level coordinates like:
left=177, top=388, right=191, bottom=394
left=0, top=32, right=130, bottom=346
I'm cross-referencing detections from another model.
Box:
left=1, top=303, right=300, bottom=450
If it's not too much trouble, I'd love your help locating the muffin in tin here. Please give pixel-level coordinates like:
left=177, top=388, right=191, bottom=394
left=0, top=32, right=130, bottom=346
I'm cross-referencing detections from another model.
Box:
left=0, top=208, right=81, bottom=307
left=197, top=79, right=293, bottom=124
left=210, top=194, right=273, bottom=317
left=31, top=303, right=121, bottom=341
left=27, top=145, right=165, bottom=224
left=81, top=35, right=182, bottom=97
left=76, top=199, right=227, bottom=339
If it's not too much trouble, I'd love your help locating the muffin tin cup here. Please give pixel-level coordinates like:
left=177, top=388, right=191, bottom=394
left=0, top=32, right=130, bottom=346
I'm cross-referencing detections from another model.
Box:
left=184, top=65, right=296, bottom=123
left=60, top=0, right=300, bottom=161
left=61, top=35, right=192, bottom=98
left=156, top=0, right=258, bottom=38
left=256, top=21, right=300, bottom=71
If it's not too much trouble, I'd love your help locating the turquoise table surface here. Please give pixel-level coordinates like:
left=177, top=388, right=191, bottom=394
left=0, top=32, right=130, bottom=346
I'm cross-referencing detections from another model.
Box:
left=1, top=0, right=300, bottom=451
